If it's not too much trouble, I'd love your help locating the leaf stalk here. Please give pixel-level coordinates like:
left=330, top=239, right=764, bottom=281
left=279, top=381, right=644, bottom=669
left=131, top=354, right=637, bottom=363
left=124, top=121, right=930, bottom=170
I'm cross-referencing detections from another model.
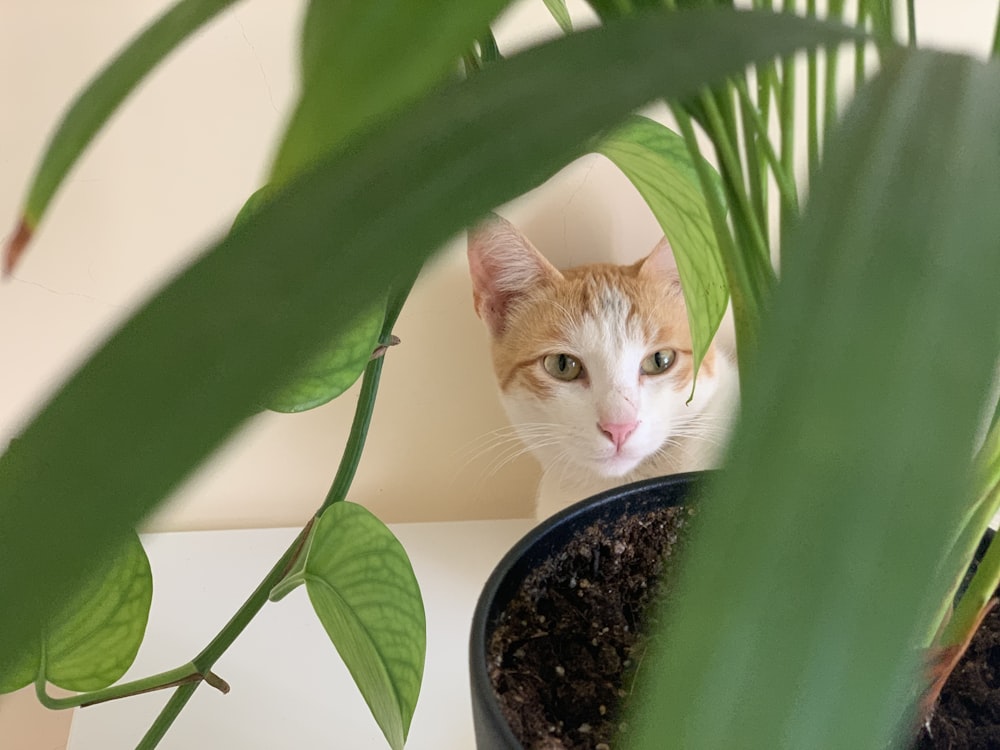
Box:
left=136, top=333, right=396, bottom=748
left=34, top=660, right=227, bottom=711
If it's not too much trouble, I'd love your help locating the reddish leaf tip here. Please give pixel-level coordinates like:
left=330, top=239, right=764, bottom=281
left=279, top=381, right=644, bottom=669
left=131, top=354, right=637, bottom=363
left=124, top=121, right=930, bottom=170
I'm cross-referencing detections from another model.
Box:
left=3, top=219, right=33, bottom=277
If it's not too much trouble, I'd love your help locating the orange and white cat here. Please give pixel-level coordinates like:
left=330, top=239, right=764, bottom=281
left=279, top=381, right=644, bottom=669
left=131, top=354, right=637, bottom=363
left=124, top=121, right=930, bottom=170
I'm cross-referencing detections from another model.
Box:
left=468, top=214, right=737, bottom=520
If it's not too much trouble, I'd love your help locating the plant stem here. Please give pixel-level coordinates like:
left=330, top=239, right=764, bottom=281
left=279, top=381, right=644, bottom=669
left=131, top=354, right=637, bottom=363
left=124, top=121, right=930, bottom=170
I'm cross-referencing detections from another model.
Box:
left=863, top=0, right=895, bottom=59
left=751, top=0, right=774, bottom=233
left=941, top=531, right=1000, bottom=649
left=734, top=80, right=798, bottom=219
left=736, top=82, right=767, bottom=235
left=905, top=0, right=916, bottom=47
left=34, top=661, right=225, bottom=710
left=700, top=92, right=772, bottom=280
left=993, top=1, right=1000, bottom=58
left=322, top=355, right=385, bottom=509
left=672, top=106, right=759, bottom=368
left=989, top=385, right=1000, bottom=437
left=778, top=0, right=797, bottom=246
left=806, top=0, right=820, bottom=178
left=823, top=0, right=846, bottom=139
left=855, top=1, right=868, bottom=88
left=477, top=29, right=501, bottom=64
left=135, top=336, right=396, bottom=748
left=136, top=684, right=199, bottom=750
left=134, top=527, right=308, bottom=748
left=461, top=49, right=480, bottom=76
left=926, top=418, right=1000, bottom=644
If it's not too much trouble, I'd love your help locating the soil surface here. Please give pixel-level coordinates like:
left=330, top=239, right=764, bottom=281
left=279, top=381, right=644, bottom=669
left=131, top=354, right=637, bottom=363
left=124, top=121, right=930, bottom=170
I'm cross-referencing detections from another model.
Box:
left=486, top=507, right=1000, bottom=750
left=912, top=601, right=1000, bottom=750
left=486, top=505, right=695, bottom=750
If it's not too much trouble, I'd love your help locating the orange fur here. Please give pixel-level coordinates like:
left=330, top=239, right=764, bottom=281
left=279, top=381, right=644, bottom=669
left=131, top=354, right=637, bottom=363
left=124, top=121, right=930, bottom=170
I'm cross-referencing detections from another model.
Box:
left=489, top=258, right=701, bottom=398
left=468, top=215, right=737, bottom=519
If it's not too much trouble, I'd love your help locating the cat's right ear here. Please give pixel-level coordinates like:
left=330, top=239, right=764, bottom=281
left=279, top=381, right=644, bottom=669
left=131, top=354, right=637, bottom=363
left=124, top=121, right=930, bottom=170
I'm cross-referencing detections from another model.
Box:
left=467, top=215, right=562, bottom=336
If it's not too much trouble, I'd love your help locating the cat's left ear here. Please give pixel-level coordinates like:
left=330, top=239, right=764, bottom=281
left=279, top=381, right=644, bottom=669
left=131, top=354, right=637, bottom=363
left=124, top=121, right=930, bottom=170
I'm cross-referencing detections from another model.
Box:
left=638, top=237, right=683, bottom=293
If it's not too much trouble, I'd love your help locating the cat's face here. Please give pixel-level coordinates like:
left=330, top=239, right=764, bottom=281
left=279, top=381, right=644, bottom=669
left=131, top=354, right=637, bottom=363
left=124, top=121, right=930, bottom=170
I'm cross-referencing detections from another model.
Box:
left=468, top=215, right=722, bottom=482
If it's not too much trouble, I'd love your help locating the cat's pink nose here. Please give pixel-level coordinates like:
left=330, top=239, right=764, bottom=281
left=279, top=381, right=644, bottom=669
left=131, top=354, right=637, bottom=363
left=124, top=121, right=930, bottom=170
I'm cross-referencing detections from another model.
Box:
left=599, top=420, right=638, bottom=451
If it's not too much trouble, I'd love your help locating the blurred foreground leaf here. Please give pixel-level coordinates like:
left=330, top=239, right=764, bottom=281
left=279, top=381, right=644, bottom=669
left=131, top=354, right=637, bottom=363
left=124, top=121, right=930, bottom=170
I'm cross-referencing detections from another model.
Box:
left=271, top=0, right=511, bottom=185
left=0, top=8, right=856, bottom=673
left=630, top=49, right=1000, bottom=750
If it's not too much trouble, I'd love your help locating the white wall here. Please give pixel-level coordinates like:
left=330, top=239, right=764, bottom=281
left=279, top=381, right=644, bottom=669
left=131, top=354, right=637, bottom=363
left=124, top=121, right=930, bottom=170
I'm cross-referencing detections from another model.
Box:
left=1, top=1, right=996, bottom=531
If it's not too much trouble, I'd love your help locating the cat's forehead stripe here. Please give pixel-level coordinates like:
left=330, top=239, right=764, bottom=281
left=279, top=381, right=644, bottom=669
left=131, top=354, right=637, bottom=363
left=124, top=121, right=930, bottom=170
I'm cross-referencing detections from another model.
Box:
left=561, top=272, right=688, bottom=347
left=491, top=260, right=697, bottom=396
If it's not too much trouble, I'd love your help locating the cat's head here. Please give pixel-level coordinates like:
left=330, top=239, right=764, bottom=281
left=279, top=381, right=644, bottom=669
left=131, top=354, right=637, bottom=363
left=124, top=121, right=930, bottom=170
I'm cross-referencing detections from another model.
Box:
left=468, top=214, right=726, bottom=482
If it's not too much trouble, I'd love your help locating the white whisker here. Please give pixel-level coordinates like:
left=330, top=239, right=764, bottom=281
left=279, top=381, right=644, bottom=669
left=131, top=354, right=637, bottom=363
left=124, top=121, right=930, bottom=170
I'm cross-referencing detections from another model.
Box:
left=463, top=421, right=575, bottom=483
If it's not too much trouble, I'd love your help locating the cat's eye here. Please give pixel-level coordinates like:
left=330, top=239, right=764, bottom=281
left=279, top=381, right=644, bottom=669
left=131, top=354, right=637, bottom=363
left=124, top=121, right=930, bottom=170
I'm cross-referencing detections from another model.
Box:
left=641, top=349, right=677, bottom=375
left=542, top=353, right=584, bottom=381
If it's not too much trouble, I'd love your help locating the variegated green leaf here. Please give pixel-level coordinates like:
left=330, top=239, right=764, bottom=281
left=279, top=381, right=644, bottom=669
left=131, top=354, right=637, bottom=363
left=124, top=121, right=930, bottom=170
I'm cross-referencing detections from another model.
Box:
left=597, top=115, right=728, bottom=379
left=298, top=502, right=425, bottom=750
left=230, top=186, right=387, bottom=413
left=266, top=302, right=385, bottom=413
left=0, top=534, right=151, bottom=693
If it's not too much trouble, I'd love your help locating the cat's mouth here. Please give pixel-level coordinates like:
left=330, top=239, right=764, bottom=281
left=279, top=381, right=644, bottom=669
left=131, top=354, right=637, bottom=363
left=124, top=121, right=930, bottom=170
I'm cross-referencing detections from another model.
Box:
left=592, top=451, right=646, bottom=478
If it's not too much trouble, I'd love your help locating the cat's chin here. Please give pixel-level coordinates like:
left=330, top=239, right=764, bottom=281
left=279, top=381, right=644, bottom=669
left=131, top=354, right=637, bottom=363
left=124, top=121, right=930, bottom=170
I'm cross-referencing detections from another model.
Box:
left=590, top=454, right=646, bottom=479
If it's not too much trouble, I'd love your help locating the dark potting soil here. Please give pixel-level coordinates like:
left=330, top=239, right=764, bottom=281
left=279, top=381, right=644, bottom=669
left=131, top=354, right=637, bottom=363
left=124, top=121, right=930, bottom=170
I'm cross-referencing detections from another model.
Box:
left=486, top=505, right=695, bottom=750
left=486, top=506, right=1000, bottom=750
left=912, top=600, right=1000, bottom=750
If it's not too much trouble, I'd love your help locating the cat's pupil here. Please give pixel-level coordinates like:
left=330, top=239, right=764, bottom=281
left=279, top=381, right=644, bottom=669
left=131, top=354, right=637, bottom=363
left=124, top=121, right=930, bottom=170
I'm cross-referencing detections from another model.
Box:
left=542, top=353, right=583, bottom=381
left=641, top=349, right=676, bottom=375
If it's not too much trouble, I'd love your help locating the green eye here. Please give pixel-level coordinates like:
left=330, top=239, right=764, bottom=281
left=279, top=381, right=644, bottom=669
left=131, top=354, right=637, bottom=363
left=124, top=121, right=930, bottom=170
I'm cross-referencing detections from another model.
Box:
left=542, top=353, right=584, bottom=381
left=641, top=349, right=676, bottom=375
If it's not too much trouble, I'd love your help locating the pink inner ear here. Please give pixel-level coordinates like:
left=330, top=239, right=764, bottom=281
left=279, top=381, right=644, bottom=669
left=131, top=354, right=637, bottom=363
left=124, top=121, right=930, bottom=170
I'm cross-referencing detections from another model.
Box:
left=639, top=236, right=682, bottom=290
left=467, top=216, right=561, bottom=336
left=467, top=244, right=510, bottom=335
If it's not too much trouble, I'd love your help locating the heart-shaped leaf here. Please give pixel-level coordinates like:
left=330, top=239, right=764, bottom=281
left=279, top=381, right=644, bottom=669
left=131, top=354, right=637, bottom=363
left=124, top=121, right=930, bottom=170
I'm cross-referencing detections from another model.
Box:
left=285, top=502, right=425, bottom=750
left=0, top=533, right=151, bottom=693
left=266, top=302, right=385, bottom=413
left=230, top=186, right=387, bottom=413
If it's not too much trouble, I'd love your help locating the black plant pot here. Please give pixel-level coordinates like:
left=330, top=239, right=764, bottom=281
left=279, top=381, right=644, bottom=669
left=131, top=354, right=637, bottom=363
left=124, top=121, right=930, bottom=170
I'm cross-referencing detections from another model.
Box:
left=468, top=471, right=1000, bottom=750
left=468, top=472, right=707, bottom=750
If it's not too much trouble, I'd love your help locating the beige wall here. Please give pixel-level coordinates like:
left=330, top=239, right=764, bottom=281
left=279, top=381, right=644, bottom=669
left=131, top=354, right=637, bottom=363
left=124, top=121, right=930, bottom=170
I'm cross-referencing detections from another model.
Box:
left=0, top=0, right=665, bottom=531
left=2, top=1, right=998, bottom=534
